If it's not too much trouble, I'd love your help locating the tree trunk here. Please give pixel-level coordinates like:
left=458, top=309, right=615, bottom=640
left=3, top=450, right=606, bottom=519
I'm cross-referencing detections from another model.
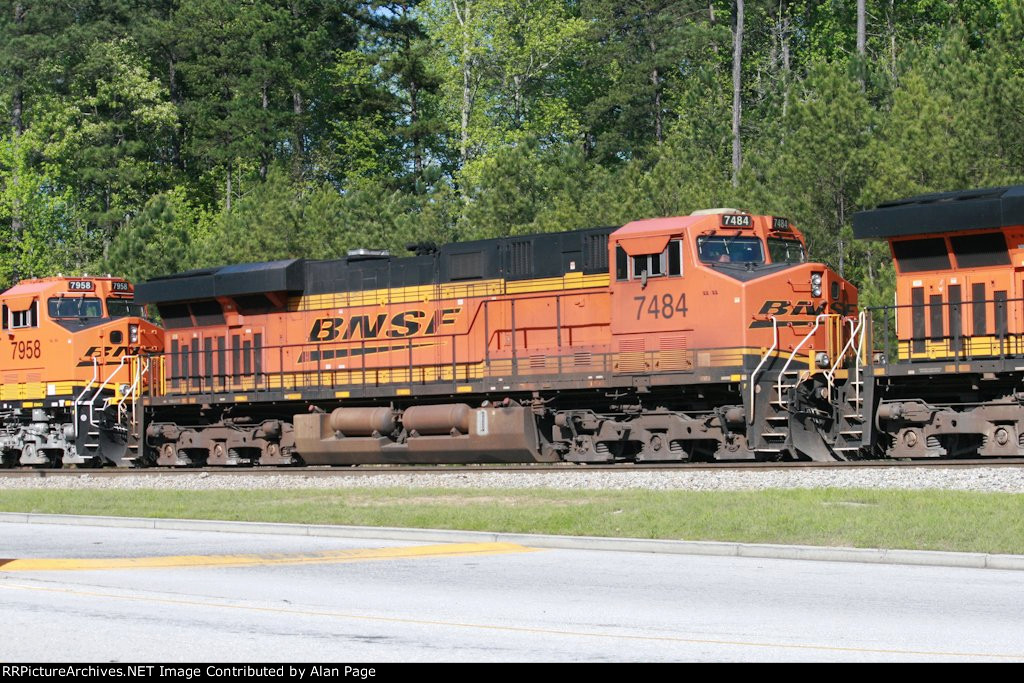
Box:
left=459, top=0, right=472, bottom=164
left=409, top=75, right=422, bottom=177
left=11, top=2, right=25, bottom=279
left=169, top=55, right=184, bottom=170
left=293, top=90, right=305, bottom=176
left=731, top=0, right=744, bottom=187
left=857, top=0, right=866, bottom=55
left=260, top=81, right=269, bottom=180
left=888, top=0, right=897, bottom=81
left=650, top=38, right=662, bottom=146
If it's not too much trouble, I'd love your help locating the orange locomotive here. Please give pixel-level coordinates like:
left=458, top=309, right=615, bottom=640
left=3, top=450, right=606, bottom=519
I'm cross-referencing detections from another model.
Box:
left=134, top=209, right=861, bottom=465
left=0, top=276, right=162, bottom=466
left=854, top=185, right=1024, bottom=457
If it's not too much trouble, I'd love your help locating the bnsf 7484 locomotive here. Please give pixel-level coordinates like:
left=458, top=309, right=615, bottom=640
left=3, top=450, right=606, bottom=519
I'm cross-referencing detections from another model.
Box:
left=122, top=209, right=861, bottom=467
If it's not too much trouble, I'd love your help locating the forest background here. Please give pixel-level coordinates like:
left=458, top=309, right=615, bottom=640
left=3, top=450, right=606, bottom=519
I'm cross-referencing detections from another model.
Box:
left=1, top=0, right=1022, bottom=310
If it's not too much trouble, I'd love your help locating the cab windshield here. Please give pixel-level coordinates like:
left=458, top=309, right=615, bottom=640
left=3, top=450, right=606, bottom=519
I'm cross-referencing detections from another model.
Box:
left=767, top=238, right=806, bottom=263
left=697, top=236, right=765, bottom=264
left=48, top=297, right=103, bottom=319
left=107, top=298, right=145, bottom=318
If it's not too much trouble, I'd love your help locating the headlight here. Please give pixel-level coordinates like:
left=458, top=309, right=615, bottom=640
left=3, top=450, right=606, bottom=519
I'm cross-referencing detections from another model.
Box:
left=129, top=324, right=139, bottom=343
left=810, top=273, right=822, bottom=286
left=815, top=352, right=830, bottom=368
left=811, top=284, right=822, bottom=297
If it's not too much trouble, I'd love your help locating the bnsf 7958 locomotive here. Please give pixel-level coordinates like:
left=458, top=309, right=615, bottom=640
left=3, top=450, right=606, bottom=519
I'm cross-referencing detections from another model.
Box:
left=0, top=277, right=162, bottom=467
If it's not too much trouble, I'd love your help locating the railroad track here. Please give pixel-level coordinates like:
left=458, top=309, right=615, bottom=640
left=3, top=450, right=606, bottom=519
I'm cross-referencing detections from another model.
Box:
left=3, top=458, right=1024, bottom=478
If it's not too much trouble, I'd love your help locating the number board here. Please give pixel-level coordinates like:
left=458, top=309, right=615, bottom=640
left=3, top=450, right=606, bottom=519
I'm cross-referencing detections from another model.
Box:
left=772, top=217, right=790, bottom=230
left=721, top=214, right=752, bottom=228
left=111, top=281, right=132, bottom=293
left=68, top=280, right=95, bottom=292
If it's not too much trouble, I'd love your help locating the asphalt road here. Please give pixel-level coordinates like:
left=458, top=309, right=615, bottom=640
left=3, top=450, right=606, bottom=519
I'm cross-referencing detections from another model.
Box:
left=1, top=521, right=1023, bottom=662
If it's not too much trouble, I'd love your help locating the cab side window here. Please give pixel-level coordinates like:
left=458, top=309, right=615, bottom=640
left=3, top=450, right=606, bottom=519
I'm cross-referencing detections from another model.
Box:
left=616, top=240, right=683, bottom=281
left=667, top=240, right=683, bottom=276
left=8, top=301, right=38, bottom=329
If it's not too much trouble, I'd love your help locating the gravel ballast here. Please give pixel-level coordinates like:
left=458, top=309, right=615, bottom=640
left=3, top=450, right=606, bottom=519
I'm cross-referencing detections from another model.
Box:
left=2, top=467, right=1024, bottom=492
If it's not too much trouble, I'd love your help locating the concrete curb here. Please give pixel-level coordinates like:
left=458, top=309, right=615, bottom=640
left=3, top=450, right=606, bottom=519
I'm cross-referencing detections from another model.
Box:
left=3, top=511, right=1024, bottom=571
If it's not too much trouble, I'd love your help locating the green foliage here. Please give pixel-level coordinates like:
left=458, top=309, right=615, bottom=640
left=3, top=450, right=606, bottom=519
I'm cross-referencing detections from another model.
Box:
left=106, top=187, right=199, bottom=282
left=749, top=62, right=874, bottom=274
left=0, top=128, right=89, bottom=286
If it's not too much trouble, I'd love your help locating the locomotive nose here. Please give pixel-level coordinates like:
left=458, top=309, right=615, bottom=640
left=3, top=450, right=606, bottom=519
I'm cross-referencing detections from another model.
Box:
left=137, top=320, right=164, bottom=352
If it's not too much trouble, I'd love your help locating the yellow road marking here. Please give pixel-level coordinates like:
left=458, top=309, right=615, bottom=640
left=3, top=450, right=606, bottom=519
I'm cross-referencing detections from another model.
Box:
left=0, top=542, right=534, bottom=572
left=0, top=581, right=1019, bottom=660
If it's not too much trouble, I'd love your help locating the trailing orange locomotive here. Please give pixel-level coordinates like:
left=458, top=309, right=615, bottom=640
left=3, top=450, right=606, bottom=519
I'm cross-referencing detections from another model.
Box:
left=124, top=209, right=862, bottom=466
left=853, top=185, right=1024, bottom=457
left=0, top=277, right=162, bottom=466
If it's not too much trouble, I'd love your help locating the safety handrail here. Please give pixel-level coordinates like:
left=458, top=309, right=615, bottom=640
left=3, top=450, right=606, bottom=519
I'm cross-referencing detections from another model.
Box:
left=72, top=357, right=99, bottom=439
left=121, top=356, right=148, bottom=428
left=89, top=357, right=129, bottom=427
left=748, top=316, right=778, bottom=425
left=825, top=310, right=866, bottom=384
left=777, top=313, right=830, bottom=406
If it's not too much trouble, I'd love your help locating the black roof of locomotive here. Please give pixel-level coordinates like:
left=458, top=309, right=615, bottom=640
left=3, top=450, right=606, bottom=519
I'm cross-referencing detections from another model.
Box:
left=134, top=226, right=615, bottom=305
left=852, top=185, right=1024, bottom=239
left=134, top=259, right=306, bottom=305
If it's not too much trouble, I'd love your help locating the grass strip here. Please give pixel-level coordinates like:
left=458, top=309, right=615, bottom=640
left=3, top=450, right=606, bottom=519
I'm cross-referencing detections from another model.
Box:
left=1, top=487, right=1023, bottom=555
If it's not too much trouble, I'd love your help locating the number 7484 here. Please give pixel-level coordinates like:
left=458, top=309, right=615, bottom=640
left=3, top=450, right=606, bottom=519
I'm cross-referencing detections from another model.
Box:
left=634, top=293, right=688, bottom=320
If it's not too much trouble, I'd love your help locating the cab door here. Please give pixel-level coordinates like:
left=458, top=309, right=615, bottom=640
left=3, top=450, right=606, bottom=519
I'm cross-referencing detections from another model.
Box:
left=610, top=236, right=693, bottom=375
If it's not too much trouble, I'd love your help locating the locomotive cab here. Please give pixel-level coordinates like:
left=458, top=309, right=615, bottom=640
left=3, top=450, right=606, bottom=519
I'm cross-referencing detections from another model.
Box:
left=608, top=210, right=861, bottom=460
left=0, top=277, right=163, bottom=467
left=610, top=211, right=857, bottom=377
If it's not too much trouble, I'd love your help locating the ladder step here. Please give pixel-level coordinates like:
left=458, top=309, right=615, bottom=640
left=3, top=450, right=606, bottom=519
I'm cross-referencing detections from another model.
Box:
left=833, top=446, right=861, bottom=452
left=755, top=448, right=784, bottom=453
left=839, top=430, right=863, bottom=436
left=760, top=432, right=787, bottom=439
left=842, top=414, right=864, bottom=421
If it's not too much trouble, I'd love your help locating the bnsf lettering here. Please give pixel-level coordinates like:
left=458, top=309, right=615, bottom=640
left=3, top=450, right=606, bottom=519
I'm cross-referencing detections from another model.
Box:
left=347, top=313, right=388, bottom=340
left=82, top=345, right=135, bottom=357
left=309, top=317, right=342, bottom=342
left=77, top=345, right=138, bottom=365
left=757, top=300, right=791, bottom=316
left=750, top=299, right=856, bottom=328
left=387, top=310, right=425, bottom=338
left=308, top=308, right=462, bottom=343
